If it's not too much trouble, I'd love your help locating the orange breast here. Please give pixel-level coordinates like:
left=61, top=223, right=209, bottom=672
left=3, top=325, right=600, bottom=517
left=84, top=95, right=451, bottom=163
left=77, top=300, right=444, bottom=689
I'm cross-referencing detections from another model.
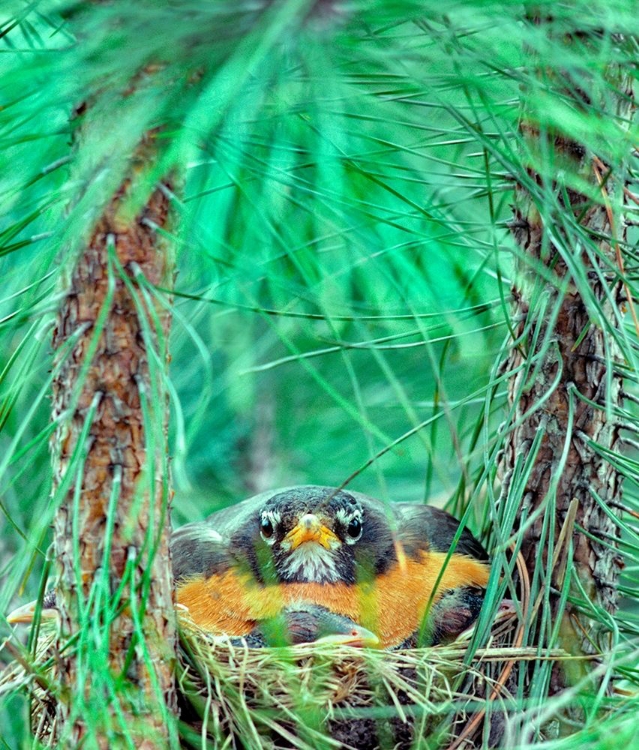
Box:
left=176, top=551, right=490, bottom=648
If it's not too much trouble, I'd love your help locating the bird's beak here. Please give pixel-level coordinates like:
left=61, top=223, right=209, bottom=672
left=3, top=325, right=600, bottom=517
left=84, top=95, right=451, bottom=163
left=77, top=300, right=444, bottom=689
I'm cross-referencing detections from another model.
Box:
left=315, top=624, right=380, bottom=649
left=6, top=600, right=58, bottom=625
left=283, top=513, right=340, bottom=551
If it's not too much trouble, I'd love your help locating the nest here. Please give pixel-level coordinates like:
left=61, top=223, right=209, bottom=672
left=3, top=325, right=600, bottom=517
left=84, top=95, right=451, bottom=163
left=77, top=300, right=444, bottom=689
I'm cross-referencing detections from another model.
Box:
left=179, top=622, right=458, bottom=749
left=2, top=611, right=534, bottom=749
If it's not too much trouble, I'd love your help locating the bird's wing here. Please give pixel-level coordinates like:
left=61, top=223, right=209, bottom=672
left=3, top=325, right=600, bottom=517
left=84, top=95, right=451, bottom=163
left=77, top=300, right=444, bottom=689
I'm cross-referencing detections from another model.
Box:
left=171, top=520, right=234, bottom=582
left=392, top=503, right=489, bottom=561
left=171, top=488, right=288, bottom=582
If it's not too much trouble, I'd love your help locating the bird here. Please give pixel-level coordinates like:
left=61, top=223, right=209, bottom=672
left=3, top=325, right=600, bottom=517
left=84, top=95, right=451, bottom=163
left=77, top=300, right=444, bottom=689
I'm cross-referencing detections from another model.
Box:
left=238, top=604, right=379, bottom=648
left=8, top=486, right=490, bottom=649
left=7, top=594, right=377, bottom=649
left=171, top=485, right=491, bottom=648
left=6, top=589, right=58, bottom=626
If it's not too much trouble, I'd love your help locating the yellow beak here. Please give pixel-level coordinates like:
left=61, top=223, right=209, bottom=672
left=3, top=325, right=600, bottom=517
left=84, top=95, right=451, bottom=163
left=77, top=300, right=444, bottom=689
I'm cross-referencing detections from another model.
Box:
left=315, top=625, right=380, bottom=648
left=6, top=600, right=58, bottom=625
left=283, top=514, right=340, bottom=551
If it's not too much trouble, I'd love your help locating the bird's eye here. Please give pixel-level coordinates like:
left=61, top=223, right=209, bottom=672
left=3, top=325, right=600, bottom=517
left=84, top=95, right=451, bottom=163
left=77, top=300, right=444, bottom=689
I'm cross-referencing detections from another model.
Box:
left=346, top=518, right=362, bottom=539
left=261, top=517, right=274, bottom=539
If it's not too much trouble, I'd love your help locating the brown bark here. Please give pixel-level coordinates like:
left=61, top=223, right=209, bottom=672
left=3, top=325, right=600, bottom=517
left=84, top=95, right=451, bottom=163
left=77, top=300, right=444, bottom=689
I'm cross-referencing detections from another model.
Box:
left=50, top=131, right=177, bottom=746
left=500, top=35, right=633, bottom=704
left=504, top=184, right=625, bottom=678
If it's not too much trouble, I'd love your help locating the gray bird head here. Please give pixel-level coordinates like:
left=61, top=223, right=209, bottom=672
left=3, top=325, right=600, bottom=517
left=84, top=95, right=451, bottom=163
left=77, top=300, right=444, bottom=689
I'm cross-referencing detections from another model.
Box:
left=231, top=486, right=397, bottom=584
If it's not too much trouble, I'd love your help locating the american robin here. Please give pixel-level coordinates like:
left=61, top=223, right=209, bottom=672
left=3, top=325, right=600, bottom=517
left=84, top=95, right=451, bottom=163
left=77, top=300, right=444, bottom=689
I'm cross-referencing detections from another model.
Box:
left=239, top=604, right=379, bottom=648
left=7, top=594, right=377, bottom=648
left=172, top=485, right=491, bottom=648
left=8, top=486, right=490, bottom=649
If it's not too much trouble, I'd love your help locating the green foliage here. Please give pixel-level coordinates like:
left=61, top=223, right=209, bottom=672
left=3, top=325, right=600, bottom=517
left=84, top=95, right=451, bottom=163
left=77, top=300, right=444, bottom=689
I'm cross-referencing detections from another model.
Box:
left=0, top=1, right=638, bottom=748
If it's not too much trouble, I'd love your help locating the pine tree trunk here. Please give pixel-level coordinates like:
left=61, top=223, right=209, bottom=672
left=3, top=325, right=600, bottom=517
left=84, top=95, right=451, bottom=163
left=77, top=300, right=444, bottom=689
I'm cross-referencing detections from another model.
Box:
left=500, top=25, right=633, bottom=708
left=49, top=129, right=177, bottom=746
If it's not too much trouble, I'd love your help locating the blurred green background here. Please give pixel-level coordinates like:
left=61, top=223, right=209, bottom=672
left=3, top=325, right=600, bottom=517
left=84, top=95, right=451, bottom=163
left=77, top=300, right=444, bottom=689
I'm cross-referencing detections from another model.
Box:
left=0, top=2, right=513, bottom=569
left=1, top=1, right=638, bottom=746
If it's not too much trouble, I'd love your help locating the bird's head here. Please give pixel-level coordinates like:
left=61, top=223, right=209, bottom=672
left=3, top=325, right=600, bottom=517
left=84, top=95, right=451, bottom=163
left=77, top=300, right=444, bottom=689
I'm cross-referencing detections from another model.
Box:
left=257, top=605, right=380, bottom=647
left=231, top=486, right=396, bottom=584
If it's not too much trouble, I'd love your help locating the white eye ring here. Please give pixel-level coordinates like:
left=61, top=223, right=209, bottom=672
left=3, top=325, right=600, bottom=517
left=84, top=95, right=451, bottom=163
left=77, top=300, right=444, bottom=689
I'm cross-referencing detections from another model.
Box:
left=260, top=510, right=280, bottom=545
left=345, top=516, right=363, bottom=543
left=335, top=508, right=363, bottom=544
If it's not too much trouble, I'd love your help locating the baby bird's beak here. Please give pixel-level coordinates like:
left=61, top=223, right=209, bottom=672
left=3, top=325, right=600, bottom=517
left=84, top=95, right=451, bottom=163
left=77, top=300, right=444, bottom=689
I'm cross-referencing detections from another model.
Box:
left=314, top=623, right=380, bottom=648
left=7, top=600, right=58, bottom=625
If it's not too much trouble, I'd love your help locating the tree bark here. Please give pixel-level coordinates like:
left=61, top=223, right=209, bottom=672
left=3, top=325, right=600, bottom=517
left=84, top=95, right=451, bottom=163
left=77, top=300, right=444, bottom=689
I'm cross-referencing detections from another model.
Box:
left=500, top=24, right=633, bottom=709
left=50, top=129, right=177, bottom=746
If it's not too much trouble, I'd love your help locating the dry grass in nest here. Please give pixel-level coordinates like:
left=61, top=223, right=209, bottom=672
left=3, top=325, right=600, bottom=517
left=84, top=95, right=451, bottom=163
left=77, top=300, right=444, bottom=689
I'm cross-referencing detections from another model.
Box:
left=175, top=611, right=530, bottom=749
left=1, top=610, right=556, bottom=749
